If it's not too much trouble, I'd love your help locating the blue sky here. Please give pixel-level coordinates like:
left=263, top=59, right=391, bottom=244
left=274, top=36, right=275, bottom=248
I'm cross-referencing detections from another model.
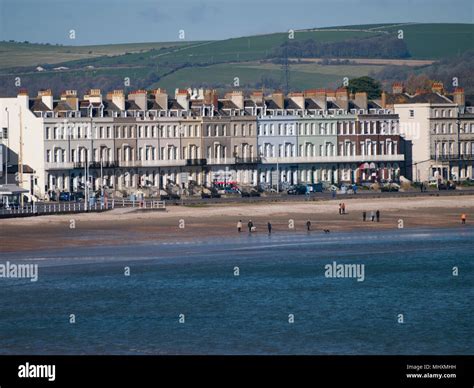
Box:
left=0, top=0, right=472, bottom=45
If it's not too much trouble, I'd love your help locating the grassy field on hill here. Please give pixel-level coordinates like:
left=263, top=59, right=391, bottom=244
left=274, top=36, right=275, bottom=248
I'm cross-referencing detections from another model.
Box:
left=0, top=23, right=472, bottom=96
left=150, top=61, right=385, bottom=91
left=376, top=23, right=474, bottom=59
left=0, top=41, right=197, bottom=69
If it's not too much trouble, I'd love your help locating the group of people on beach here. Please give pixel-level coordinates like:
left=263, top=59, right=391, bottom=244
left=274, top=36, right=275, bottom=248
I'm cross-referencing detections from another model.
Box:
left=235, top=211, right=467, bottom=235
left=338, top=202, right=381, bottom=222
left=236, top=219, right=319, bottom=234
left=362, top=210, right=380, bottom=222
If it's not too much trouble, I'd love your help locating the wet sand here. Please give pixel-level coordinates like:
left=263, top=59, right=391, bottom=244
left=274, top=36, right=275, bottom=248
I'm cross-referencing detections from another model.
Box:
left=1, top=195, right=473, bottom=253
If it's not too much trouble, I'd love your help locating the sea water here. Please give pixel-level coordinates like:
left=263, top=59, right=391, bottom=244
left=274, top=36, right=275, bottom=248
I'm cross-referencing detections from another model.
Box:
left=0, top=227, right=472, bottom=354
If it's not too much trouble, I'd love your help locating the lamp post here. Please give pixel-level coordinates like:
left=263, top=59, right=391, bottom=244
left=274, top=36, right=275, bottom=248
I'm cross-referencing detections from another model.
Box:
left=276, top=156, right=280, bottom=193
left=83, top=148, right=90, bottom=212
left=179, top=125, right=184, bottom=193
left=4, top=107, right=9, bottom=184
left=100, top=151, right=104, bottom=198
left=456, top=106, right=462, bottom=182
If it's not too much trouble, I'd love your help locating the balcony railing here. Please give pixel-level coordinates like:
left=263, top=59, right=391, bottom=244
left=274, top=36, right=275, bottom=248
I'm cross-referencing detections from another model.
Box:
left=234, top=156, right=262, bottom=164
left=138, top=160, right=186, bottom=167
left=73, top=161, right=118, bottom=169
left=431, top=153, right=474, bottom=161
left=186, top=158, right=207, bottom=166
left=118, top=161, right=141, bottom=168
left=261, top=154, right=404, bottom=164
left=45, top=155, right=406, bottom=170
left=45, top=162, right=74, bottom=170
left=207, top=158, right=235, bottom=165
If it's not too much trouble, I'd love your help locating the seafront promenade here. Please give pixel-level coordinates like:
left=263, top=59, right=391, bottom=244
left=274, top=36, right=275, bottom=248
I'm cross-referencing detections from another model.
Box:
left=1, top=194, right=472, bottom=253
left=1, top=188, right=474, bottom=219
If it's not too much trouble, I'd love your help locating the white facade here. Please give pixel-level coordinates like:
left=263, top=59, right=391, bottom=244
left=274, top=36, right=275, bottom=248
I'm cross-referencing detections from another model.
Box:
left=0, top=97, right=45, bottom=197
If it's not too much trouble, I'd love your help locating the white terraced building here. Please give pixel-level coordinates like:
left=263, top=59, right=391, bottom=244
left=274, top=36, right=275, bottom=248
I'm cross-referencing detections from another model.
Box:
left=0, top=87, right=407, bottom=199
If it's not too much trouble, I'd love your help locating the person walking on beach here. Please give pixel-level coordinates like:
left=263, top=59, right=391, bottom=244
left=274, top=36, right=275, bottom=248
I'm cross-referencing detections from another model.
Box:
left=339, top=203, right=342, bottom=215
left=376, top=210, right=380, bottom=222
left=461, top=213, right=467, bottom=225
left=342, top=203, right=346, bottom=215
left=306, top=220, right=311, bottom=231
left=370, top=211, right=375, bottom=222
left=267, top=221, right=272, bottom=234
left=363, top=211, right=366, bottom=222
left=248, top=220, right=253, bottom=233
left=237, top=220, right=242, bottom=233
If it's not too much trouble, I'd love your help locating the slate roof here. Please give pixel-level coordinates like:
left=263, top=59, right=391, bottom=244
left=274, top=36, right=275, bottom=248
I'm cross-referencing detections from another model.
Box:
left=284, top=99, right=302, bottom=110
left=305, top=99, right=323, bottom=110
left=30, top=99, right=50, bottom=111
left=408, top=93, right=453, bottom=104
left=219, top=100, right=239, bottom=110
left=168, top=99, right=184, bottom=110
left=103, top=100, right=121, bottom=111
left=265, top=100, right=282, bottom=110
left=53, top=100, right=73, bottom=111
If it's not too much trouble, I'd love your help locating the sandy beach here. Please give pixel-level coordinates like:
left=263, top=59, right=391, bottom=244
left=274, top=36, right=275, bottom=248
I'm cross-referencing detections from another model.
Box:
left=1, top=195, right=473, bottom=253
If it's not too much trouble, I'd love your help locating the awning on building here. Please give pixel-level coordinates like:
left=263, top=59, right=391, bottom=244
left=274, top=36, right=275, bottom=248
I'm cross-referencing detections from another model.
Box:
left=0, top=184, right=28, bottom=195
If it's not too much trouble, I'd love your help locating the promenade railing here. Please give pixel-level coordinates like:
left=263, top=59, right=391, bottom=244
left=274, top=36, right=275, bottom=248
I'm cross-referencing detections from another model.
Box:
left=0, top=199, right=166, bottom=218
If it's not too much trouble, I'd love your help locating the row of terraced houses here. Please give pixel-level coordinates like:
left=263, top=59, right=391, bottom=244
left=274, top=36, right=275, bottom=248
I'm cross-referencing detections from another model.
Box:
left=0, top=84, right=473, bottom=199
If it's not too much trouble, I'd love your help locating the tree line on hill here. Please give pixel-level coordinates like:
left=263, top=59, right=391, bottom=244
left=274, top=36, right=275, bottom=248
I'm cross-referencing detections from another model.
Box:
left=271, top=35, right=410, bottom=59
left=372, top=50, right=474, bottom=96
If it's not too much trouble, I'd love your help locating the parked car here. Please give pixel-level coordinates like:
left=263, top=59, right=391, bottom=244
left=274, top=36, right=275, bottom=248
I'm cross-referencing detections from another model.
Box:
left=287, top=185, right=307, bottom=195
left=160, top=193, right=180, bottom=200
left=381, top=183, right=400, bottom=192
left=438, top=181, right=456, bottom=190
left=241, top=190, right=260, bottom=197
left=74, top=192, right=85, bottom=202
left=58, top=192, right=73, bottom=201
left=47, top=191, right=58, bottom=201
left=225, top=187, right=240, bottom=194
left=201, top=191, right=221, bottom=199
left=306, top=183, right=324, bottom=193
left=59, top=191, right=86, bottom=202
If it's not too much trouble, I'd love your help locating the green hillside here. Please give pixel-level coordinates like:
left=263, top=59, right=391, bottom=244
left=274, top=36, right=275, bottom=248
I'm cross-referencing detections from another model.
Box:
left=0, top=40, right=198, bottom=69
left=377, top=23, right=474, bottom=59
left=0, top=23, right=472, bottom=97
left=151, top=62, right=385, bottom=91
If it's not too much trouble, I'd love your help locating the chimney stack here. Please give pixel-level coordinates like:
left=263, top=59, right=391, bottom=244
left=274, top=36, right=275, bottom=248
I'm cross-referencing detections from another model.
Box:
left=17, top=89, right=29, bottom=110
left=38, top=89, right=53, bottom=110
left=453, top=87, right=465, bottom=107
left=204, top=89, right=218, bottom=108
left=308, top=89, right=327, bottom=110
left=86, top=89, right=102, bottom=104
left=175, top=89, right=190, bottom=110
left=250, top=91, right=264, bottom=104
left=129, top=89, right=147, bottom=111
left=111, top=90, right=125, bottom=111
left=61, top=90, right=78, bottom=111
left=432, top=82, right=444, bottom=95
left=381, top=91, right=387, bottom=109
left=354, top=92, right=368, bottom=111
left=154, top=88, right=168, bottom=110
left=271, top=91, right=284, bottom=109
left=225, top=90, right=244, bottom=110
left=288, top=92, right=305, bottom=110
left=392, top=82, right=404, bottom=94
left=335, top=88, right=349, bottom=111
